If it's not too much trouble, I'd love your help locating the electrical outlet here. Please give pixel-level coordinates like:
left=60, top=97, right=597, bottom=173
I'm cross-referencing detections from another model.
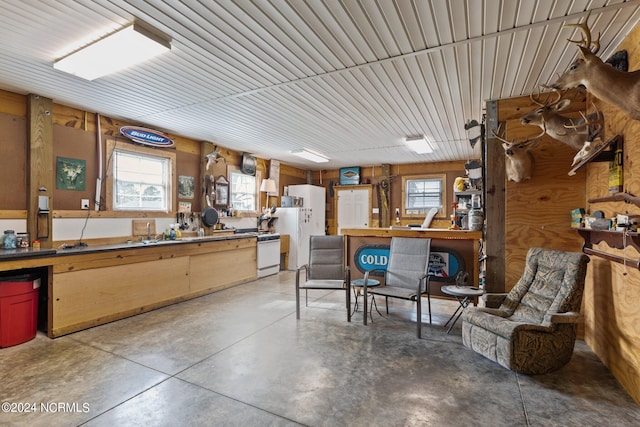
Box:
left=81, top=199, right=90, bottom=209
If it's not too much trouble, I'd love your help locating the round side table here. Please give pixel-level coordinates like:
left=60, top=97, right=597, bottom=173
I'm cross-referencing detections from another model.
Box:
left=350, top=278, right=380, bottom=315
left=441, top=285, right=485, bottom=334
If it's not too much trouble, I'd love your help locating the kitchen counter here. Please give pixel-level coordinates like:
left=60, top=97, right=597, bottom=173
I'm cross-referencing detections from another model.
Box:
left=0, top=232, right=256, bottom=261
left=54, top=232, right=257, bottom=255
left=0, top=233, right=258, bottom=338
left=0, top=247, right=57, bottom=260
left=341, top=227, right=482, bottom=240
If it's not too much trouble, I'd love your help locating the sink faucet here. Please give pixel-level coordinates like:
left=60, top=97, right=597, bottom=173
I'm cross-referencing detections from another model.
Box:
left=146, top=222, right=151, bottom=240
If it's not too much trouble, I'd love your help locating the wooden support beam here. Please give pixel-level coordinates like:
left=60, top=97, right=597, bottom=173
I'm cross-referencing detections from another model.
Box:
left=484, top=100, right=506, bottom=293
left=27, top=94, right=53, bottom=248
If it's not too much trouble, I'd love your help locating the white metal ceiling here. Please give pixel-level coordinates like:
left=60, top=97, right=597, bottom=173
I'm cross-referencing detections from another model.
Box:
left=1, top=0, right=639, bottom=169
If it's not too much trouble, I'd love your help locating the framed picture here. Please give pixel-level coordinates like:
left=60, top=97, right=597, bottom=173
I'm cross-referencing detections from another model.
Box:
left=178, top=201, right=192, bottom=213
left=214, top=175, right=229, bottom=208
left=56, top=157, right=86, bottom=191
left=339, top=167, right=360, bottom=185
left=178, top=175, right=195, bottom=199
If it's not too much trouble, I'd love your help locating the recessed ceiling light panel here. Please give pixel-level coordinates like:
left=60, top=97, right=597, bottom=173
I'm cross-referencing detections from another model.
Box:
left=291, top=149, right=329, bottom=163
left=405, top=135, right=434, bottom=154
left=53, top=23, right=171, bottom=80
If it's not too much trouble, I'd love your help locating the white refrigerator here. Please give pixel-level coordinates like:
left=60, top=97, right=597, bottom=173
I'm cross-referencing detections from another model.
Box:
left=276, top=185, right=326, bottom=270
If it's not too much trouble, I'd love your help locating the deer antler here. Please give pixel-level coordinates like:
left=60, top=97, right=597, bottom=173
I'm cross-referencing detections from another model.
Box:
left=564, top=11, right=601, bottom=56
left=530, top=84, right=562, bottom=107
left=563, top=103, right=602, bottom=134
left=492, top=122, right=546, bottom=147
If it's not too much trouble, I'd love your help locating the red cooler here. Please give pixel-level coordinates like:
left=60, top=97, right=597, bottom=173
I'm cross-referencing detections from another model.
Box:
left=0, top=274, right=40, bottom=347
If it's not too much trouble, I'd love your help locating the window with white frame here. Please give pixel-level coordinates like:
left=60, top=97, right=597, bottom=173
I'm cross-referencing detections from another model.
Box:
left=112, top=149, right=170, bottom=211
left=402, top=174, right=445, bottom=217
left=230, top=170, right=257, bottom=212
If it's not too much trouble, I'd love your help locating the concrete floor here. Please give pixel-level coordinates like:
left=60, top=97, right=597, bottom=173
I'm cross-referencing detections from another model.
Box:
left=1, top=270, right=639, bottom=427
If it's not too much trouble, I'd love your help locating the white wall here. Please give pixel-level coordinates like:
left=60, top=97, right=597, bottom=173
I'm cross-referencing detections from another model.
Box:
left=1, top=213, right=257, bottom=246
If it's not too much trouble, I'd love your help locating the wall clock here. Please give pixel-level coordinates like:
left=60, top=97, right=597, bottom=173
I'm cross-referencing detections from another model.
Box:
left=241, top=153, right=257, bottom=175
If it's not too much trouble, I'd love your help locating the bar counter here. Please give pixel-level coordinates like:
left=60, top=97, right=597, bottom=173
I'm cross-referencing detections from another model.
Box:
left=341, top=227, right=482, bottom=299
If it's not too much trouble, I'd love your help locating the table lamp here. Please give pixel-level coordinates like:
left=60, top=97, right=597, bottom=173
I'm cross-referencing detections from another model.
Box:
left=260, top=178, right=277, bottom=209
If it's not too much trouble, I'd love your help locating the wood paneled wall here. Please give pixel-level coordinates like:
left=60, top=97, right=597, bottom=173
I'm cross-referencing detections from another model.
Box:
left=1, top=88, right=467, bottom=240
left=496, top=90, right=587, bottom=288
left=0, top=91, right=275, bottom=217
left=307, top=162, right=468, bottom=235
left=580, top=23, right=640, bottom=405
left=491, top=21, right=640, bottom=405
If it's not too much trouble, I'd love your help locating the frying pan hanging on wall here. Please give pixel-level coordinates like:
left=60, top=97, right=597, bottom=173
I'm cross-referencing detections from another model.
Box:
left=201, top=206, right=219, bottom=227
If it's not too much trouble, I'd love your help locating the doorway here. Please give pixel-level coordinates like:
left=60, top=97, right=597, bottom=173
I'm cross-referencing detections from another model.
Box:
left=336, top=186, right=372, bottom=234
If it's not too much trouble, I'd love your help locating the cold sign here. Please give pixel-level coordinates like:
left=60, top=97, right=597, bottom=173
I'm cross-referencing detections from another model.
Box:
left=354, top=245, right=390, bottom=274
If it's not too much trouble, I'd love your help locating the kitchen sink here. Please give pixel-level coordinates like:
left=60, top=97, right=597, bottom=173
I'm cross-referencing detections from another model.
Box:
left=131, top=239, right=175, bottom=245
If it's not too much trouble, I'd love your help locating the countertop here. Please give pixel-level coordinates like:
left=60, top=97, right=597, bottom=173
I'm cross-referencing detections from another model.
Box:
left=340, top=227, right=482, bottom=240
left=0, top=247, right=57, bottom=260
left=0, top=232, right=258, bottom=261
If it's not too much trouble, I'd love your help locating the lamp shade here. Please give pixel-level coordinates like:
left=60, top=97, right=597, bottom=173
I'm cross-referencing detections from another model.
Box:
left=260, top=179, right=277, bottom=193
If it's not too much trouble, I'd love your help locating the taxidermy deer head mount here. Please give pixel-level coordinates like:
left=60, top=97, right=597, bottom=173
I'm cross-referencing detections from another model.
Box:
left=520, top=86, right=602, bottom=151
left=550, top=11, right=640, bottom=120
left=493, top=124, right=545, bottom=183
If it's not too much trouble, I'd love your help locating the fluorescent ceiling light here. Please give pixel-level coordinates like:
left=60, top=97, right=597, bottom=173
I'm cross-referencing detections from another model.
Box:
left=54, top=23, right=171, bottom=80
left=291, top=149, right=329, bottom=163
left=405, top=136, right=434, bottom=154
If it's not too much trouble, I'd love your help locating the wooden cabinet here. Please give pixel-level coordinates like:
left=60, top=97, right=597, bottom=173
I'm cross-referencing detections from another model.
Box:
left=53, top=257, right=191, bottom=336
left=48, top=237, right=256, bottom=337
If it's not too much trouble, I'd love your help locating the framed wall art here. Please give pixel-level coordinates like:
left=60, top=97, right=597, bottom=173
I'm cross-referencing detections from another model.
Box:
left=214, top=175, right=229, bottom=208
left=56, top=157, right=86, bottom=191
left=339, top=167, right=360, bottom=185
left=178, top=175, right=195, bottom=199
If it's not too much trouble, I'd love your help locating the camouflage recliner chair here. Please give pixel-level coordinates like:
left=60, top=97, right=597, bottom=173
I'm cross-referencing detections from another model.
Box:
left=462, top=247, right=589, bottom=374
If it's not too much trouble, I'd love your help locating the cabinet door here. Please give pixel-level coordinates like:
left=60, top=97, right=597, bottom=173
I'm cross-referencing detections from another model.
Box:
left=336, top=187, right=371, bottom=234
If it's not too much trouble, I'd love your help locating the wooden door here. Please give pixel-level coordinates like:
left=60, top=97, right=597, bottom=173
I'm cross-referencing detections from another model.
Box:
left=336, top=185, right=372, bottom=234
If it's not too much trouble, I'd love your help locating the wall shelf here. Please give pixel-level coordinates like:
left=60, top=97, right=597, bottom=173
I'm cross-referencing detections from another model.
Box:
left=454, top=190, right=482, bottom=196
left=568, top=134, right=622, bottom=176
left=576, top=228, right=640, bottom=269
